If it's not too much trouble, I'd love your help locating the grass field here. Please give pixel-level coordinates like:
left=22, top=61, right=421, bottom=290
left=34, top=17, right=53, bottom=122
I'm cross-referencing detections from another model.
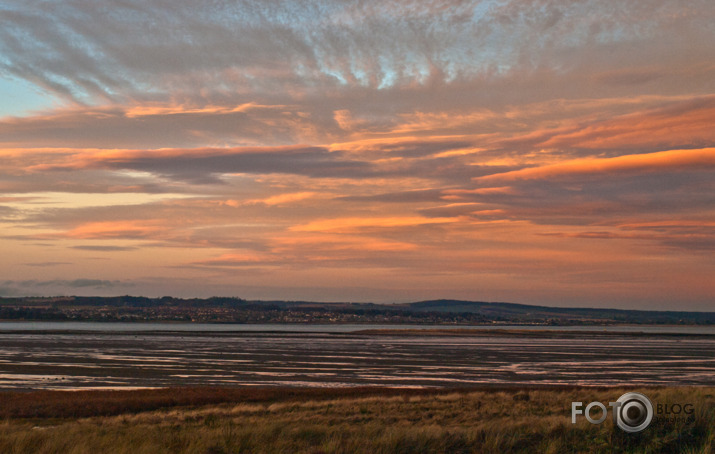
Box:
left=0, top=386, right=712, bottom=453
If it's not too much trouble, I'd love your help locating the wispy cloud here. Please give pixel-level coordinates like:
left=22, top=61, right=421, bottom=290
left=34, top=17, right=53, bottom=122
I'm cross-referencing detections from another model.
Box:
left=70, top=245, right=138, bottom=251
left=291, top=216, right=456, bottom=233
left=475, top=148, right=715, bottom=183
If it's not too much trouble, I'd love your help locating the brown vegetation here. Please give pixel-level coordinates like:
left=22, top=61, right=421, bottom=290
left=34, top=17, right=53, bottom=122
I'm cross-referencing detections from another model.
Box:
left=0, top=386, right=712, bottom=453
left=0, top=387, right=458, bottom=419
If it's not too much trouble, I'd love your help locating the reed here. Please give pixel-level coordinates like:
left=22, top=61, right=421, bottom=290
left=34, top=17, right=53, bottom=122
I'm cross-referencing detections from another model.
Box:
left=0, top=386, right=712, bottom=453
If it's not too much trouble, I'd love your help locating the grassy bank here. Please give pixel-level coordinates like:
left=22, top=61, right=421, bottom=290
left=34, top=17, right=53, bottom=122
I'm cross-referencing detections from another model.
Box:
left=0, top=386, right=712, bottom=453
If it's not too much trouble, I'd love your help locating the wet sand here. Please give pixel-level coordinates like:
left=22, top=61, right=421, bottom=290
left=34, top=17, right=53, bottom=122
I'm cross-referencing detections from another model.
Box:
left=0, top=329, right=713, bottom=390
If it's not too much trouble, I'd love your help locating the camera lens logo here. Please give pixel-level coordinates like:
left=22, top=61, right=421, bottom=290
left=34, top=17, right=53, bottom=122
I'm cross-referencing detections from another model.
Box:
left=571, top=391, right=654, bottom=433
left=614, top=392, right=653, bottom=433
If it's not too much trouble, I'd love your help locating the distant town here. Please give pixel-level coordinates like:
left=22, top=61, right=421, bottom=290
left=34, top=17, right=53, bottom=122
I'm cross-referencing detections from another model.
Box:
left=0, top=296, right=712, bottom=325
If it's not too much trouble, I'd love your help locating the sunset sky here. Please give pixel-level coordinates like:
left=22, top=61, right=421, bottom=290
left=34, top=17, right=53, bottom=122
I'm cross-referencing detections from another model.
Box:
left=1, top=0, right=713, bottom=310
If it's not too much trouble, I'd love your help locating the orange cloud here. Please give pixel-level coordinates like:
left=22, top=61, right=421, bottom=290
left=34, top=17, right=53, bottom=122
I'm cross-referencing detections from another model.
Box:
left=618, top=220, right=715, bottom=230
left=258, top=192, right=318, bottom=206
left=61, top=221, right=168, bottom=239
left=193, top=235, right=418, bottom=268
left=210, top=192, right=320, bottom=208
left=475, top=148, right=715, bottom=183
left=273, top=234, right=417, bottom=253
left=540, top=98, right=715, bottom=150
left=392, top=111, right=497, bottom=134
left=124, top=102, right=281, bottom=118
left=290, top=216, right=455, bottom=233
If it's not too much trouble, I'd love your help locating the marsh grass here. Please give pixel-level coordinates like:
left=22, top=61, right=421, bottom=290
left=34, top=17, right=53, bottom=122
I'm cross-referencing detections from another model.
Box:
left=0, top=387, right=712, bottom=453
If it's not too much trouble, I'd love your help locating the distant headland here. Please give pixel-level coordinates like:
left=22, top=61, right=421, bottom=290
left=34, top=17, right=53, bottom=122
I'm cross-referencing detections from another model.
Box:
left=1, top=296, right=712, bottom=325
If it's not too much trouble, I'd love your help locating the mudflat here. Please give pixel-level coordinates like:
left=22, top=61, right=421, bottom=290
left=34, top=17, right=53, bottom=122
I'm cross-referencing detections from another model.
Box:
left=0, top=329, right=713, bottom=389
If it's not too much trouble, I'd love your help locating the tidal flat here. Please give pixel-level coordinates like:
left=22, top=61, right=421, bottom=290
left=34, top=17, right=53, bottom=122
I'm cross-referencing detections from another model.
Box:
left=0, top=327, right=713, bottom=389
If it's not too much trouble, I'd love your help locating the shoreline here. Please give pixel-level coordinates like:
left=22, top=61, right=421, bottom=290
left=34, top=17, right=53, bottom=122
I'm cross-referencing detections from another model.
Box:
left=352, top=328, right=715, bottom=338
left=1, top=384, right=710, bottom=418
left=1, top=327, right=713, bottom=338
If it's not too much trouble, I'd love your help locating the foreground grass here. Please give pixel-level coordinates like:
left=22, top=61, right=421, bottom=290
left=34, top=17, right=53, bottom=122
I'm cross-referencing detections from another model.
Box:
left=0, top=387, right=712, bottom=453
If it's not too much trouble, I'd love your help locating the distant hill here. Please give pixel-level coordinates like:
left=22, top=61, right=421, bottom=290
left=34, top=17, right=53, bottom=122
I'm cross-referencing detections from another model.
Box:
left=402, top=299, right=715, bottom=324
left=0, top=296, right=713, bottom=325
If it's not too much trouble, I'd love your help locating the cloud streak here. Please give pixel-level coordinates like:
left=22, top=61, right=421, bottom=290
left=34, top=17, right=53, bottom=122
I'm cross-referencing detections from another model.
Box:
left=475, top=148, right=715, bottom=183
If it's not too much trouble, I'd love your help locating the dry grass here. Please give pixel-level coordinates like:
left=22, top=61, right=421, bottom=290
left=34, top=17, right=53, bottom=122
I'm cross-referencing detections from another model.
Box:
left=0, top=386, right=712, bottom=453
left=0, top=387, right=454, bottom=419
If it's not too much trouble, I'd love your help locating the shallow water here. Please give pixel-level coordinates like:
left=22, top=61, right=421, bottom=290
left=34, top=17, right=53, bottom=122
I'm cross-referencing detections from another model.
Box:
left=0, top=321, right=713, bottom=334
left=0, top=328, right=712, bottom=389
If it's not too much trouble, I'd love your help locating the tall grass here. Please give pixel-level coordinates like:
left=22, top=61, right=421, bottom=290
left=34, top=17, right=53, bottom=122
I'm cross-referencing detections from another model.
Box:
left=0, top=387, right=712, bottom=453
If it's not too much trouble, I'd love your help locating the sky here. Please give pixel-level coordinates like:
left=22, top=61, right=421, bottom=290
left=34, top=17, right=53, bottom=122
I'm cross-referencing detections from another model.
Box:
left=0, top=0, right=714, bottom=310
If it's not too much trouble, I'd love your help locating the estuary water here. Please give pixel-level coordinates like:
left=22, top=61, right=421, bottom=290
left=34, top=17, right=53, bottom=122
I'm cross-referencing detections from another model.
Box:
left=0, top=323, right=713, bottom=390
left=0, top=321, right=713, bottom=334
